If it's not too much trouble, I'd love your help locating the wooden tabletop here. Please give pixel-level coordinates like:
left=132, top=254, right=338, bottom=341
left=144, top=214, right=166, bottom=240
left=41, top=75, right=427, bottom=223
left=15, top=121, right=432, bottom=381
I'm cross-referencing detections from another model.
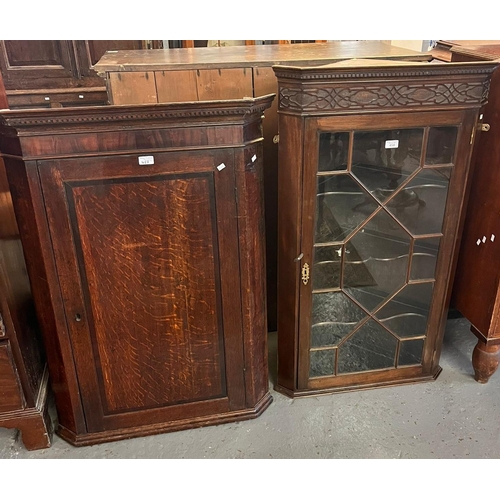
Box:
left=94, top=41, right=429, bottom=74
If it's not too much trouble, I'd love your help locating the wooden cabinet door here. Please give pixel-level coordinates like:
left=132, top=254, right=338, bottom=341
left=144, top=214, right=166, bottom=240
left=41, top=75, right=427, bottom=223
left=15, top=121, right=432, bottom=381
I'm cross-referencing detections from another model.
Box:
left=37, top=150, right=247, bottom=432
left=297, top=110, right=475, bottom=390
left=0, top=41, right=76, bottom=86
left=73, top=40, right=145, bottom=78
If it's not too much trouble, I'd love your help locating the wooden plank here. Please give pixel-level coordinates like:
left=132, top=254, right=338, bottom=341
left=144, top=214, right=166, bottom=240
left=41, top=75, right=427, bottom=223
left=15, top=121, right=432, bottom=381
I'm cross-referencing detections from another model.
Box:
left=108, top=71, right=157, bottom=105
left=155, top=70, right=198, bottom=102
left=197, top=68, right=253, bottom=100
left=94, top=41, right=429, bottom=74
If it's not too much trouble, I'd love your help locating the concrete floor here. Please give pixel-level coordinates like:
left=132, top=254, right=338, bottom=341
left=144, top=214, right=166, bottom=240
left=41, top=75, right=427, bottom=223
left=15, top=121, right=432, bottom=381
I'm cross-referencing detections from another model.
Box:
left=1, top=316, right=499, bottom=459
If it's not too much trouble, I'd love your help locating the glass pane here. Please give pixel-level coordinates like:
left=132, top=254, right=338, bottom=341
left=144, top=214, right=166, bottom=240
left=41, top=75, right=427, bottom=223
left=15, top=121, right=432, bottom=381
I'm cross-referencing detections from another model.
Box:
left=398, top=339, right=424, bottom=366
left=310, top=349, right=336, bottom=378
left=337, top=319, right=397, bottom=373
left=385, top=168, right=451, bottom=236
left=315, top=175, right=378, bottom=243
left=318, top=132, right=349, bottom=171
left=376, top=282, right=434, bottom=338
left=311, top=292, right=366, bottom=348
left=410, top=237, right=441, bottom=280
left=425, top=127, right=458, bottom=165
left=344, top=210, right=411, bottom=312
left=352, top=129, right=423, bottom=202
left=312, top=245, right=341, bottom=290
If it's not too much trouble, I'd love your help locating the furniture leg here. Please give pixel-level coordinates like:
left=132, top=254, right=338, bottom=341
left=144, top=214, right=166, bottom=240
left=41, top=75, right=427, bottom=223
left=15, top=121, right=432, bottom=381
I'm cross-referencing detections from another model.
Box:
left=18, top=408, right=52, bottom=451
left=472, top=339, right=500, bottom=384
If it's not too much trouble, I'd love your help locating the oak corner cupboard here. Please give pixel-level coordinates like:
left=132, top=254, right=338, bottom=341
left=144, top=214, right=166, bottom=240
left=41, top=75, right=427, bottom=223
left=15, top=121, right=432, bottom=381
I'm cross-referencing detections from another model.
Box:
left=273, top=58, right=497, bottom=397
left=0, top=95, right=274, bottom=445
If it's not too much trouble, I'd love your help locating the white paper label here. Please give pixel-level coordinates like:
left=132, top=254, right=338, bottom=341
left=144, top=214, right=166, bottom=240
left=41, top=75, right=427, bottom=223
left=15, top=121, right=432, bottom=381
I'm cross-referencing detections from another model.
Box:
left=217, top=163, right=226, bottom=171
left=138, top=156, right=154, bottom=165
left=385, top=140, right=399, bottom=149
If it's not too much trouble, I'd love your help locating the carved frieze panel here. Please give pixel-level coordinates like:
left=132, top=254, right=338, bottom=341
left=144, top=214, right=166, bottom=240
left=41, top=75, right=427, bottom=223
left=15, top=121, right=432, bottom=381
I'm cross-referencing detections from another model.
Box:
left=279, top=81, right=490, bottom=113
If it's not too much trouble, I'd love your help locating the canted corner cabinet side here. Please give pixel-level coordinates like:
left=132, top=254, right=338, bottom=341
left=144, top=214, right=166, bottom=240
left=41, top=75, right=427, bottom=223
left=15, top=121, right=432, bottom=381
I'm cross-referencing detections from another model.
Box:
left=0, top=95, right=274, bottom=446
left=0, top=158, right=52, bottom=450
left=273, top=60, right=497, bottom=397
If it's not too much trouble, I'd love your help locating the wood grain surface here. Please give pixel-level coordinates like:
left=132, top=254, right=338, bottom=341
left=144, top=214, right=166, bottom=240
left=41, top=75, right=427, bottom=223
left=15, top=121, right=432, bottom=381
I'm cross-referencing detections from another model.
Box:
left=94, top=42, right=428, bottom=73
left=70, top=174, right=225, bottom=412
left=0, top=97, right=272, bottom=444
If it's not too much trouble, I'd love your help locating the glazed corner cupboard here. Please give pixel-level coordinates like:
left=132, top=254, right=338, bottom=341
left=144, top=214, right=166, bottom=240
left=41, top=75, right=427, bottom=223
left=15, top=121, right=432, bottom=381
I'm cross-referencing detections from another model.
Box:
left=0, top=95, right=273, bottom=445
left=274, top=59, right=497, bottom=396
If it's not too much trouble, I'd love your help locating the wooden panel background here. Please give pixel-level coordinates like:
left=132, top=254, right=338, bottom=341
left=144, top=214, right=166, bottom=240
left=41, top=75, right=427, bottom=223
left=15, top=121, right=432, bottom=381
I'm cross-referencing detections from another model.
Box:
left=108, top=72, right=157, bottom=105
left=197, top=69, right=252, bottom=100
left=155, top=70, right=198, bottom=103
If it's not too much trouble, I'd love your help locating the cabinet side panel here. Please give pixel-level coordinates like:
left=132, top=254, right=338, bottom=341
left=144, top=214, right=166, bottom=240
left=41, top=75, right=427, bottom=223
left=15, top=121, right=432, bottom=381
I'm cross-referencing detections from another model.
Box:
left=453, top=71, right=500, bottom=337
left=234, top=143, right=270, bottom=406
left=4, top=158, right=85, bottom=433
left=277, top=114, right=304, bottom=390
left=155, top=70, right=199, bottom=102
left=253, top=67, right=279, bottom=331
left=108, top=72, right=158, bottom=105
left=429, top=110, right=480, bottom=369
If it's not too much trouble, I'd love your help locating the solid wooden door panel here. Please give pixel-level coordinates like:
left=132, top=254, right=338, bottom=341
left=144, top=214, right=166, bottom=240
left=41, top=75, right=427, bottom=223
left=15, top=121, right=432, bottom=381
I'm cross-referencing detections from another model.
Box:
left=37, top=150, right=247, bottom=431
left=0, top=40, right=76, bottom=81
left=70, top=175, right=225, bottom=412
left=73, top=40, right=144, bottom=78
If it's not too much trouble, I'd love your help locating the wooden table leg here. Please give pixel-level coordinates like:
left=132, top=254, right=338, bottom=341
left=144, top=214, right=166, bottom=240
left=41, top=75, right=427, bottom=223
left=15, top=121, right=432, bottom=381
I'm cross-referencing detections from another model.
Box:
left=472, top=339, right=500, bottom=383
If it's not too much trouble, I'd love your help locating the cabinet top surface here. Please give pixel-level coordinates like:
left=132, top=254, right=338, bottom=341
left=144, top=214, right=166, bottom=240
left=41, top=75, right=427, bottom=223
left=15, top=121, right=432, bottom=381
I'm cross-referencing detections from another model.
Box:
left=450, top=44, right=500, bottom=60
left=93, top=42, right=428, bottom=73
left=272, top=58, right=498, bottom=79
left=0, top=94, right=275, bottom=132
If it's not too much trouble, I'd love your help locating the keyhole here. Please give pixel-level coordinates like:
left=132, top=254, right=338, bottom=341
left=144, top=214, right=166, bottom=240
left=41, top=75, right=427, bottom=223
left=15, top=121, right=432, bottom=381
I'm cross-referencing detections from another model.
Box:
left=75, top=313, right=82, bottom=322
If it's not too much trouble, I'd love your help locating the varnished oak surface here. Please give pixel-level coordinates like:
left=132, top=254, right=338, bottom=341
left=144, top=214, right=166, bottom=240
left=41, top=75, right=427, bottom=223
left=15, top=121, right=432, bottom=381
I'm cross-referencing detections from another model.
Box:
left=0, top=96, right=273, bottom=445
left=94, top=42, right=429, bottom=73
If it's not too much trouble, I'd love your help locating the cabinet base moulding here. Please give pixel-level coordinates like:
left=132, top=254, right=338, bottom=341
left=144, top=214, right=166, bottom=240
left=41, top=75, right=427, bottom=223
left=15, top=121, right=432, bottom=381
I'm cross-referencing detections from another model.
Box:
left=56, top=392, right=273, bottom=447
left=274, top=367, right=442, bottom=398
